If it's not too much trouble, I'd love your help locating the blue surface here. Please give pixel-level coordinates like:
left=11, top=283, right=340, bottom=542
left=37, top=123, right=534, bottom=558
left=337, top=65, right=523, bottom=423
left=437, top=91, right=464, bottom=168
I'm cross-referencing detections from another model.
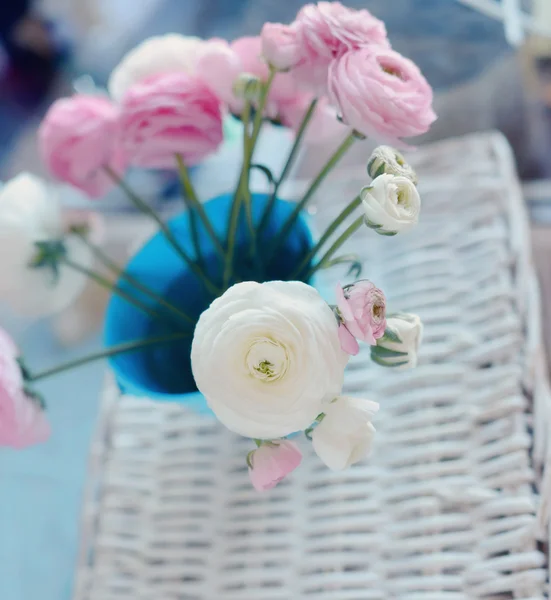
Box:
left=105, top=192, right=313, bottom=406
left=0, top=318, right=103, bottom=600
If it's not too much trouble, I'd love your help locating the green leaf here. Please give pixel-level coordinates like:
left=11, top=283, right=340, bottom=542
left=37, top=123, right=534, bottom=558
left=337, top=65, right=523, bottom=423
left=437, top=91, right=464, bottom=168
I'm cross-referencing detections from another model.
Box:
left=304, top=427, right=314, bottom=441
left=364, top=217, right=383, bottom=230
left=246, top=450, right=255, bottom=469
left=372, top=162, right=386, bottom=178
left=318, top=254, right=362, bottom=277
left=250, top=163, right=276, bottom=187
left=380, top=327, right=402, bottom=344
left=29, top=240, right=67, bottom=285
left=375, top=229, right=398, bottom=237
left=371, top=346, right=408, bottom=359
left=370, top=354, right=409, bottom=368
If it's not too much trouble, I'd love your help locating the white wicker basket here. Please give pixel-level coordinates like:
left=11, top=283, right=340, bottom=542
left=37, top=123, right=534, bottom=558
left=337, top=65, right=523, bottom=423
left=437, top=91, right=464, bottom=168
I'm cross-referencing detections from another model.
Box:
left=73, top=132, right=551, bottom=600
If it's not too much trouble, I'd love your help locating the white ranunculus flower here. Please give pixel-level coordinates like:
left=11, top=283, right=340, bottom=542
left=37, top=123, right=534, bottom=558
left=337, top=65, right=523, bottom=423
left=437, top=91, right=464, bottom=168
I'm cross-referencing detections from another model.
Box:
left=367, top=145, right=418, bottom=184
left=311, top=396, right=379, bottom=471
left=0, top=173, right=92, bottom=317
left=371, top=313, right=423, bottom=369
left=108, top=34, right=205, bottom=102
left=191, top=281, right=349, bottom=439
left=361, top=173, right=421, bottom=235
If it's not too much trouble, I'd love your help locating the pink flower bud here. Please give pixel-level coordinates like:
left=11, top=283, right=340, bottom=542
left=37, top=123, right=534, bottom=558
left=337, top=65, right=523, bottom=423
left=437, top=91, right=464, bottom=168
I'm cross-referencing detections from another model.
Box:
left=248, top=440, right=302, bottom=492
left=336, top=281, right=386, bottom=355
left=0, top=328, right=50, bottom=449
left=261, top=23, right=301, bottom=71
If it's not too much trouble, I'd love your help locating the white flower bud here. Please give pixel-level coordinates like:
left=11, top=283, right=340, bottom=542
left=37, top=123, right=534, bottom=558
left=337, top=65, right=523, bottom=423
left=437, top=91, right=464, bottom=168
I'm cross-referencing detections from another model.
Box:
left=361, top=173, right=421, bottom=235
left=311, top=396, right=379, bottom=471
left=371, top=313, right=423, bottom=369
left=367, top=145, right=418, bottom=184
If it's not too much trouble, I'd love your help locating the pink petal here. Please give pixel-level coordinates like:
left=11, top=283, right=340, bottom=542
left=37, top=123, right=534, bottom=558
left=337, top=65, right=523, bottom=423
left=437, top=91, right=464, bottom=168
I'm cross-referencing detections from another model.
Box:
left=338, top=324, right=359, bottom=356
left=335, top=283, right=354, bottom=321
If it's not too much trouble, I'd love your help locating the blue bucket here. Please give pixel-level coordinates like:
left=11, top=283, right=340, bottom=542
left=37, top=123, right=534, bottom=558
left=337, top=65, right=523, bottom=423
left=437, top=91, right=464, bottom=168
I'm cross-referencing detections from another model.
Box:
left=104, top=192, right=313, bottom=408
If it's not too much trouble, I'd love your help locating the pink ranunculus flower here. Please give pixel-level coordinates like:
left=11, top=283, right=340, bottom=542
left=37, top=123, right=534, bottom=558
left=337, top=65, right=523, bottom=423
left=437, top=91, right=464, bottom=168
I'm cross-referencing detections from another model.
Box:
left=291, top=1, right=390, bottom=93
left=0, top=328, right=50, bottom=448
left=328, top=46, right=436, bottom=146
left=248, top=440, right=302, bottom=492
left=39, top=95, right=127, bottom=199
left=120, top=72, right=223, bottom=169
left=261, top=23, right=301, bottom=71
left=336, top=281, right=386, bottom=356
left=198, top=36, right=305, bottom=125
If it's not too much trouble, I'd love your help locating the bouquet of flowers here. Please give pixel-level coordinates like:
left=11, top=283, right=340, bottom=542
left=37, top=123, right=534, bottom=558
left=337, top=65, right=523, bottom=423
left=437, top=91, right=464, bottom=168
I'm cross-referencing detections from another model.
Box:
left=0, top=2, right=434, bottom=491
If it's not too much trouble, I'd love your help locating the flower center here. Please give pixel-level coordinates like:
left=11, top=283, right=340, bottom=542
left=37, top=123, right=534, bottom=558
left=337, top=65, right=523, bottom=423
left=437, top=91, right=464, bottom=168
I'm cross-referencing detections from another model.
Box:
left=246, top=337, right=289, bottom=382
left=380, top=61, right=407, bottom=81
left=373, top=303, right=384, bottom=320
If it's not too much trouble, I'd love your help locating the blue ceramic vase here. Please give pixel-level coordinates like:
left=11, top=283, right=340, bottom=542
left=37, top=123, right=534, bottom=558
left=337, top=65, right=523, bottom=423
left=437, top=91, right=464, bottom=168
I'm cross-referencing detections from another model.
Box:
left=104, top=192, right=313, bottom=410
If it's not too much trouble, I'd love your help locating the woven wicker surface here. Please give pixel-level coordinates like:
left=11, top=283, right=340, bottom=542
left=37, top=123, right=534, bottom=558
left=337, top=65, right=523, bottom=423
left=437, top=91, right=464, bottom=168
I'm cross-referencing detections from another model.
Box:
left=73, top=132, right=551, bottom=600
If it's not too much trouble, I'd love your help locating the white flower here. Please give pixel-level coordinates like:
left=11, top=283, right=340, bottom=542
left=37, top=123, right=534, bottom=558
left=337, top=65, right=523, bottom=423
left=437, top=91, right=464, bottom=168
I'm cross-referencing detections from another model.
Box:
left=367, top=145, right=418, bottom=184
left=191, top=281, right=349, bottom=439
left=361, top=173, right=421, bottom=235
left=311, top=396, right=379, bottom=471
left=371, top=313, right=423, bottom=369
left=108, top=34, right=205, bottom=102
left=0, top=173, right=92, bottom=317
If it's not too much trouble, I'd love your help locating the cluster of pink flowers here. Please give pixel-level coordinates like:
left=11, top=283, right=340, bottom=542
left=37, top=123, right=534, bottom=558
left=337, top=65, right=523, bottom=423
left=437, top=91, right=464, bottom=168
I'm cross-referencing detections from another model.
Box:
left=261, top=1, right=436, bottom=146
left=38, top=2, right=435, bottom=199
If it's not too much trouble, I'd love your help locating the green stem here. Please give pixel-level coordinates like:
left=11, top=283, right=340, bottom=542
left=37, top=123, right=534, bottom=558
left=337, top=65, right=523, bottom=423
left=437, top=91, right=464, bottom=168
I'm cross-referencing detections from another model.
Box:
left=265, top=131, right=358, bottom=265
left=224, top=100, right=252, bottom=288
left=242, top=111, right=257, bottom=263
left=74, top=232, right=194, bottom=326
left=306, top=215, right=364, bottom=279
left=289, top=195, right=361, bottom=280
left=257, top=98, right=318, bottom=236
left=175, top=154, right=225, bottom=261
left=61, top=255, right=163, bottom=321
left=249, top=67, right=276, bottom=153
left=104, top=166, right=220, bottom=296
left=27, top=333, right=190, bottom=382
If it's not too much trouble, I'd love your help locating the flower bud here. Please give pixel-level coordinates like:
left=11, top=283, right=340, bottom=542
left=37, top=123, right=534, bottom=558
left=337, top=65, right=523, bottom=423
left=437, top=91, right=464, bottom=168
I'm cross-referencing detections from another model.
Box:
left=367, top=145, right=418, bottom=184
left=361, top=173, right=420, bottom=236
left=311, top=396, right=379, bottom=471
left=232, top=73, right=262, bottom=103
left=370, top=313, right=423, bottom=369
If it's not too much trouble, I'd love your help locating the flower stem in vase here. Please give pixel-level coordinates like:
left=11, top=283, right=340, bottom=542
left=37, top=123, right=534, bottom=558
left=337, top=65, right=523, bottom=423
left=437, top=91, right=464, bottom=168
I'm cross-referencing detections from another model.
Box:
left=289, top=194, right=361, bottom=280
left=103, top=166, right=220, bottom=296
left=306, top=215, right=364, bottom=279
left=257, top=98, right=318, bottom=236
left=60, top=255, right=169, bottom=323
left=27, top=333, right=191, bottom=382
left=225, top=68, right=276, bottom=287
left=175, top=154, right=226, bottom=263
left=264, top=131, right=359, bottom=267
left=73, top=231, right=195, bottom=326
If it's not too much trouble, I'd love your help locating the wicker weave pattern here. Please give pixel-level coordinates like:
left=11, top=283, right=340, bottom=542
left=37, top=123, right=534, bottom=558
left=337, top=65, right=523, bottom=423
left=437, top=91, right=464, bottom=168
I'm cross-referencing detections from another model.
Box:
left=73, top=133, right=551, bottom=600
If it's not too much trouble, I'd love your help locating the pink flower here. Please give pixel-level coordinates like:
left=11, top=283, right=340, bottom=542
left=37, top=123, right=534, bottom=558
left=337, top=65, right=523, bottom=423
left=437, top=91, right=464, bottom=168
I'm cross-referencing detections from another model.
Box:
left=248, top=440, right=302, bottom=492
left=120, top=72, right=223, bottom=169
left=336, top=281, right=386, bottom=356
left=0, top=328, right=50, bottom=449
left=292, top=1, right=390, bottom=93
left=39, top=95, right=127, bottom=199
left=198, top=36, right=305, bottom=124
left=261, top=23, right=301, bottom=71
left=328, top=46, right=436, bottom=146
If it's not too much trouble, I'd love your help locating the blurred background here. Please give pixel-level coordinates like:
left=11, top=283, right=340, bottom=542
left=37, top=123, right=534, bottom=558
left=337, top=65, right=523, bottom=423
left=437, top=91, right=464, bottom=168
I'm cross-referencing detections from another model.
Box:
left=2, top=1, right=551, bottom=600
